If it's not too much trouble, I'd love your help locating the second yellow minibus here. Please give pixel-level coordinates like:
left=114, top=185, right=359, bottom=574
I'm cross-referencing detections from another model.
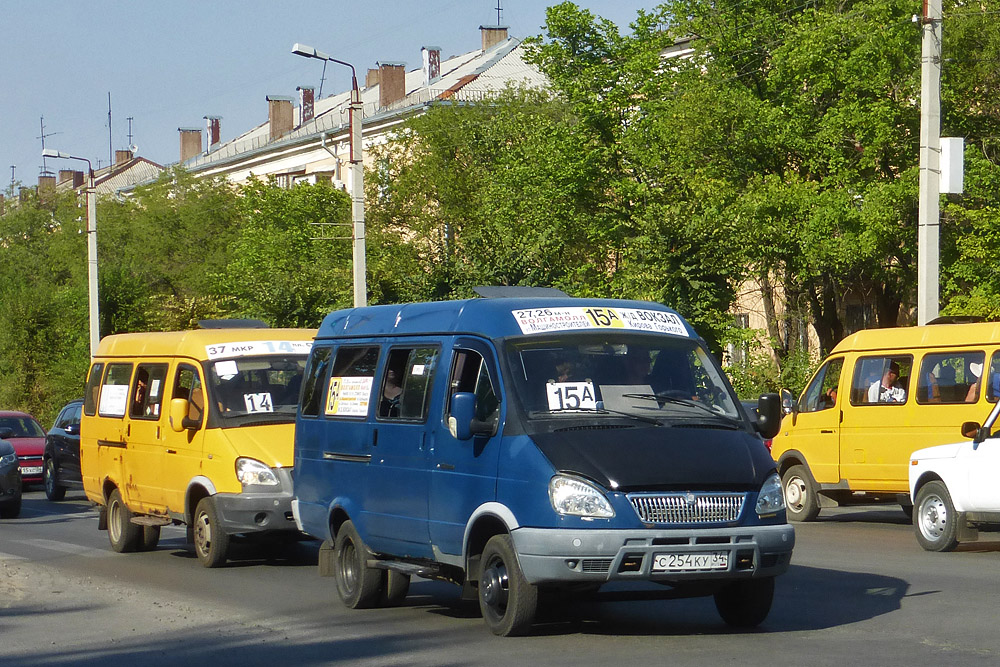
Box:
left=771, top=321, right=1000, bottom=521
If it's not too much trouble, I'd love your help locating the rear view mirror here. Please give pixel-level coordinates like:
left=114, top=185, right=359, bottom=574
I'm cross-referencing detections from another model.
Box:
left=963, top=420, right=991, bottom=443
left=449, top=392, right=495, bottom=440
left=168, top=398, right=200, bottom=432
left=755, top=393, right=782, bottom=440
left=64, top=423, right=80, bottom=436
left=780, top=389, right=796, bottom=415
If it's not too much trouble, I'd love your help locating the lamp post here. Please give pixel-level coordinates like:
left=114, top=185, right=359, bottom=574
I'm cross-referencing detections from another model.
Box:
left=292, top=43, right=367, bottom=308
left=42, top=148, right=99, bottom=357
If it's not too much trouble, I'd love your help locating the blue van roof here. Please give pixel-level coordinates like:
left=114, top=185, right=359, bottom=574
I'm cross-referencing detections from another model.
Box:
left=316, top=297, right=697, bottom=341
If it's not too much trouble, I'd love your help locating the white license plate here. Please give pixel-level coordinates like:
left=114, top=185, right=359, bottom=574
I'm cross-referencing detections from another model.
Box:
left=21, top=466, right=43, bottom=475
left=652, top=552, right=729, bottom=572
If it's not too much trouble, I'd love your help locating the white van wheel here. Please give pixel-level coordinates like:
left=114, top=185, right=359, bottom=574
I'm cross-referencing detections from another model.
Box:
left=914, top=481, right=959, bottom=552
left=333, top=520, right=382, bottom=608
left=479, top=534, right=538, bottom=636
left=193, top=497, right=230, bottom=567
left=107, top=489, right=141, bottom=553
left=782, top=465, right=820, bottom=522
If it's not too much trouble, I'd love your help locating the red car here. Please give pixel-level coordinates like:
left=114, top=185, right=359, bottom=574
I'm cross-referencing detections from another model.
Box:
left=0, top=411, right=47, bottom=485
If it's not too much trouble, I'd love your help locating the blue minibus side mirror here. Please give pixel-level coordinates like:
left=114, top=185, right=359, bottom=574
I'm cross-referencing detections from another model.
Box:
left=755, top=393, right=782, bottom=440
left=449, top=392, right=495, bottom=440
left=449, top=392, right=478, bottom=440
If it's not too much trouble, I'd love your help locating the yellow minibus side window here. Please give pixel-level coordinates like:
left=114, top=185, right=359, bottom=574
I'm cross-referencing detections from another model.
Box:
left=850, top=355, right=912, bottom=405
left=916, top=352, right=985, bottom=404
left=84, top=363, right=104, bottom=416
left=988, top=352, right=1000, bottom=403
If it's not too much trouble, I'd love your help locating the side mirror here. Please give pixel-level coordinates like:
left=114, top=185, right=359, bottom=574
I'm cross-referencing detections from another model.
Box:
left=755, top=393, right=782, bottom=440
left=448, top=392, right=494, bottom=440
left=64, top=423, right=80, bottom=436
left=0, top=427, right=13, bottom=439
left=779, top=389, right=796, bottom=415
left=963, top=420, right=991, bottom=443
left=168, top=398, right=199, bottom=433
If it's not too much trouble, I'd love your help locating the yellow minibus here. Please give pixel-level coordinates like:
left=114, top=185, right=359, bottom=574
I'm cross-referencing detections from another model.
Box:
left=771, top=322, right=1000, bottom=521
left=81, top=322, right=314, bottom=566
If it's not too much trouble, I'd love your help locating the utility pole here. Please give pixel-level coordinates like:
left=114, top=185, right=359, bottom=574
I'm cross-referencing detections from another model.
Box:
left=917, top=0, right=943, bottom=325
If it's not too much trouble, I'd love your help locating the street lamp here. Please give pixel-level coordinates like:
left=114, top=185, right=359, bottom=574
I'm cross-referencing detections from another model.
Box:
left=292, top=43, right=367, bottom=308
left=42, top=148, right=100, bottom=356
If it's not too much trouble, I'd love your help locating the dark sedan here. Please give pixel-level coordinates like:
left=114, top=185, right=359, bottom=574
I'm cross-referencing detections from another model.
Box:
left=44, top=399, right=84, bottom=501
left=0, top=438, right=22, bottom=518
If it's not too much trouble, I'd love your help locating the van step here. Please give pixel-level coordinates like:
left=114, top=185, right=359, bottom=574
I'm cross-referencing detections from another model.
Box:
left=369, top=559, right=440, bottom=578
left=130, top=516, right=173, bottom=527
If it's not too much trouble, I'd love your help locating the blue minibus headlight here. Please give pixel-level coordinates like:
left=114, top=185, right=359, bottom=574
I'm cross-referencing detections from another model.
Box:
left=756, top=472, right=785, bottom=515
left=549, top=475, right=614, bottom=518
left=236, top=457, right=279, bottom=487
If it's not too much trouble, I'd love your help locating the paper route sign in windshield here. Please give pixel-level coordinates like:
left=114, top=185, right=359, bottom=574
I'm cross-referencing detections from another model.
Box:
left=512, top=306, right=688, bottom=336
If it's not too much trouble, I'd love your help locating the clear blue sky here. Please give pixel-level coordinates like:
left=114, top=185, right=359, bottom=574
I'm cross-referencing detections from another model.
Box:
left=2, top=1, right=655, bottom=193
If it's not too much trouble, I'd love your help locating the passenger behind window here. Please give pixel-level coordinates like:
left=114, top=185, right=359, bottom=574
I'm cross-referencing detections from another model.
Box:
left=867, top=361, right=906, bottom=403
left=965, top=362, right=983, bottom=403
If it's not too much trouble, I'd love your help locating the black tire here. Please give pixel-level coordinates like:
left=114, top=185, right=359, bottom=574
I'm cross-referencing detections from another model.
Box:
left=478, top=534, right=538, bottom=637
left=107, top=488, right=142, bottom=553
left=714, top=576, right=775, bottom=628
left=380, top=569, right=411, bottom=607
left=193, top=497, right=231, bottom=568
left=0, top=495, right=21, bottom=519
left=782, top=464, right=821, bottom=522
left=333, top=520, right=382, bottom=609
left=43, top=458, right=66, bottom=501
left=140, top=525, right=161, bottom=552
left=914, top=480, right=960, bottom=552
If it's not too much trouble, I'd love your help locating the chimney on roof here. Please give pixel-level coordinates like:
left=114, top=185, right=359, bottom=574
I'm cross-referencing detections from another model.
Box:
left=297, top=86, right=315, bottom=125
left=59, top=169, right=85, bottom=188
left=422, top=47, right=441, bottom=87
left=205, top=116, right=222, bottom=150
left=179, top=127, right=202, bottom=162
left=480, top=25, right=509, bottom=52
left=267, top=95, right=294, bottom=141
left=378, top=62, right=406, bottom=109
left=38, top=175, right=56, bottom=200
left=366, top=68, right=380, bottom=88
left=115, top=149, right=133, bottom=165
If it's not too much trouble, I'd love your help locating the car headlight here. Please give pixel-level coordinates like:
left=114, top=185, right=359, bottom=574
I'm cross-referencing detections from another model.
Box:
left=0, top=452, right=16, bottom=466
left=756, top=472, right=785, bottom=515
left=549, top=475, right=614, bottom=518
left=235, top=458, right=279, bottom=487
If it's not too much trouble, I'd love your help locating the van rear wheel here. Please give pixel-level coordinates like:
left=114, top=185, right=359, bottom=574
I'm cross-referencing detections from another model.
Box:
left=478, top=534, right=538, bottom=636
left=107, top=489, right=142, bottom=553
left=333, top=520, right=382, bottom=608
left=782, top=465, right=820, bottom=522
left=193, top=497, right=230, bottom=567
left=914, top=481, right=960, bottom=552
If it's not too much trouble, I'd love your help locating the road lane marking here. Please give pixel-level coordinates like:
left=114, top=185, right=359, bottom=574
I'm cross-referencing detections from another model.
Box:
left=23, top=538, right=109, bottom=558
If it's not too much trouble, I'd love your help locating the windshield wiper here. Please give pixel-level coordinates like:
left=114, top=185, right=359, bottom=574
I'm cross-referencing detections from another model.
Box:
left=622, top=393, right=742, bottom=425
left=547, top=407, right=664, bottom=426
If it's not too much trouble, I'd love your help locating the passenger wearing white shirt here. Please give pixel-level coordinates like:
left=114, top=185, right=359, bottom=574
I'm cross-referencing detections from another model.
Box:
left=868, top=361, right=906, bottom=403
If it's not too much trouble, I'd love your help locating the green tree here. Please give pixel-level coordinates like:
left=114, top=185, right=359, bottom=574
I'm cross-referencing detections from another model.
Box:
left=216, top=177, right=353, bottom=327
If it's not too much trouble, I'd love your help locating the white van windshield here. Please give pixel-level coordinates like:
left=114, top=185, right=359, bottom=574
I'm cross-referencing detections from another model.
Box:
left=505, top=334, right=742, bottom=426
left=208, top=356, right=307, bottom=424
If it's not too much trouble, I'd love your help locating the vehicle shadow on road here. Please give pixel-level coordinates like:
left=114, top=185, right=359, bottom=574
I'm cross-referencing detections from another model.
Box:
left=411, top=563, right=908, bottom=636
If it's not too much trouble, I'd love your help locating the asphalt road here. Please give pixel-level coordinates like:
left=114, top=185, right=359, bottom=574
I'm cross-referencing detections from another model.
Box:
left=2, top=489, right=1000, bottom=666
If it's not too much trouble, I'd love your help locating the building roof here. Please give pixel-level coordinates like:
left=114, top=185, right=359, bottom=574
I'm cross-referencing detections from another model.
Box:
left=175, top=37, right=546, bottom=180
left=55, top=156, right=164, bottom=197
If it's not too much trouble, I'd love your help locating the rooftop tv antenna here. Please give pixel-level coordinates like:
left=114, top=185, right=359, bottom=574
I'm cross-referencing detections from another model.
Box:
left=127, top=116, right=135, bottom=148
left=37, top=116, right=61, bottom=175
left=495, top=0, right=503, bottom=25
